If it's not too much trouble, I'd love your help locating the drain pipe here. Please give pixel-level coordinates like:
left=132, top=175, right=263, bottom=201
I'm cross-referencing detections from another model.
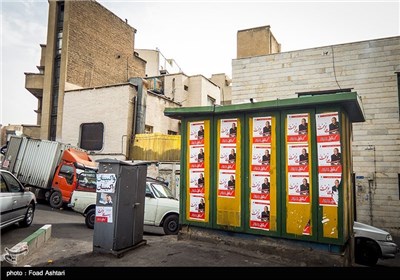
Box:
left=129, top=77, right=146, bottom=134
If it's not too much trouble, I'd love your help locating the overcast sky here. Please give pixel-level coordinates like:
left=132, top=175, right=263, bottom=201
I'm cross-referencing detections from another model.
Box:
left=1, top=0, right=399, bottom=126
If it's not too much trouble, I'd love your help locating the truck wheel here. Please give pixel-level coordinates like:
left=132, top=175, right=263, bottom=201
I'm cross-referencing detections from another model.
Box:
left=19, top=203, right=35, bottom=227
left=49, top=191, right=63, bottom=208
left=85, top=209, right=95, bottom=229
left=163, top=214, right=179, bottom=235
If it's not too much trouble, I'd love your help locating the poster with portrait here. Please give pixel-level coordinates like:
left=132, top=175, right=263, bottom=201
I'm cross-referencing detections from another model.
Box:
left=96, top=173, right=117, bottom=193
left=317, top=142, right=342, bottom=173
left=219, top=144, right=236, bottom=170
left=287, top=113, right=309, bottom=143
left=220, top=118, right=237, bottom=144
left=252, top=116, right=272, bottom=143
left=189, top=194, right=205, bottom=220
left=218, top=170, right=236, bottom=198
left=287, top=144, right=309, bottom=172
left=251, top=144, right=271, bottom=172
left=318, top=174, right=341, bottom=206
left=98, top=193, right=113, bottom=206
left=189, top=121, right=205, bottom=145
left=316, top=112, right=340, bottom=142
left=250, top=200, right=270, bottom=231
left=189, top=169, right=205, bottom=193
left=95, top=206, right=113, bottom=223
left=288, top=172, right=310, bottom=204
left=189, top=145, right=205, bottom=169
left=250, top=172, right=270, bottom=201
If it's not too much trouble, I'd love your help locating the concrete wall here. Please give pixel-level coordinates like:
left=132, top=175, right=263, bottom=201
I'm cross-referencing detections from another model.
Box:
left=145, top=92, right=181, bottom=134
left=211, top=73, right=232, bottom=105
left=61, top=84, right=137, bottom=160
left=136, top=49, right=159, bottom=77
left=232, top=36, right=400, bottom=234
left=187, top=75, right=221, bottom=106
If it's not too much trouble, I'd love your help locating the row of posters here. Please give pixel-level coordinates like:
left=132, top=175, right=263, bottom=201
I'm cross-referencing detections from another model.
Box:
left=188, top=121, right=206, bottom=220
left=316, top=112, right=341, bottom=207
left=249, top=117, right=272, bottom=231
left=218, top=119, right=238, bottom=198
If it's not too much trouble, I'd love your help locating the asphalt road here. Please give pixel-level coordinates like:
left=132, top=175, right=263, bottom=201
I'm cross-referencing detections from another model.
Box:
left=1, top=203, right=399, bottom=268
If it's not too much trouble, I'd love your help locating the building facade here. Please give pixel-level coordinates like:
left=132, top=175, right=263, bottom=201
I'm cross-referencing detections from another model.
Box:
left=25, top=0, right=146, bottom=141
left=232, top=35, right=400, bottom=234
left=136, top=49, right=182, bottom=77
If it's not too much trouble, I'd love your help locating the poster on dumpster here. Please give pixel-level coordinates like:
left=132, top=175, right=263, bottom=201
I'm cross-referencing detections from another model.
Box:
left=250, top=200, right=270, bottom=231
left=318, top=174, right=341, bottom=206
left=189, top=121, right=205, bottom=145
left=287, top=144, right=309, bottom=172
left=95, top=206, right=113, bottom=223
left=288, top=172, right=310, bottom=204
left=96, top=173, right=116, bottom=193
left=252, top=116, right=272, bottom=143
left=317, top=142, right=342, bottom=173
left=189, top=169, right=205, bottom=193
left=316, top=112, right=340, bottom=142
left=287, top=113, right=309, bottom=143
left=189, top=145, right=205, bottom=169
left=220, top=118, right=238, bottom=144
left=189, top=194, right=205, bottom=220
left=218, top=170, right=236, bottom=197
left=250, top=172, right=270, bottom=201
left=251, top=144, right=271, bottom=172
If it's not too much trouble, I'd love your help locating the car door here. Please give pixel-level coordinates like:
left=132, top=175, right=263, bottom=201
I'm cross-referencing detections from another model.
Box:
left=0, top=174, right=15, bottom=227
left=144, top=183, right=158, bottom=225
left=1, top=172, right=26, bottom=222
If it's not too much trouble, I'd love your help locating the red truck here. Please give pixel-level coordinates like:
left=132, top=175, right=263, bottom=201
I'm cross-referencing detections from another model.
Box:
left=1, top=136, right=97, bottom=208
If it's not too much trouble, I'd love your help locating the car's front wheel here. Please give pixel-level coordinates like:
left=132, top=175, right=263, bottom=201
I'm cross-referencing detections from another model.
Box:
left=163, top=214, right=179, bottom=235
left=355, top=239, right=380, bottom=266
left=19, top=203, right=35, bottom=227
left=85, top=208, right=95, bottom=229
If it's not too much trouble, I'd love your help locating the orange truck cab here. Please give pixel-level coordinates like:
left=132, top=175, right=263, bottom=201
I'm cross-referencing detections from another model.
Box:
left=49, top=148, right=98, bottom=208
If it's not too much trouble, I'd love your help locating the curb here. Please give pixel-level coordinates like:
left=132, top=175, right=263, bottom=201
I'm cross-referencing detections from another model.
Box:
left=1, top=224, right=52, bottom=267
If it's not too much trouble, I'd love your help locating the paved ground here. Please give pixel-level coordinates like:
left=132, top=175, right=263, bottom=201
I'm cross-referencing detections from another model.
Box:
left=1, top=204, right=399, bottom=269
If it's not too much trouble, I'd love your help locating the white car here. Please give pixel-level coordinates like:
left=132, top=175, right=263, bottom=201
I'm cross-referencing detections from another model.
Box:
left=354, top=221, right=399, bottom=266
left=0, top=169, right=36, bottom=229
left=69, top=177, right=180, bottom=235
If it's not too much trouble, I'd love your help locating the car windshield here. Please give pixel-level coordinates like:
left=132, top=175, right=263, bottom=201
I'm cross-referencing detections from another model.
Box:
left=150, top=182, right=175, bottom=199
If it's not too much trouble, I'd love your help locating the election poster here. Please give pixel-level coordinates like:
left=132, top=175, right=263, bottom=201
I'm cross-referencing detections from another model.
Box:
left=250, top=200, right=270, bottom=231
left=287, top=113, right=309, bottom=143
left=252, top=116, right=272, bottom=143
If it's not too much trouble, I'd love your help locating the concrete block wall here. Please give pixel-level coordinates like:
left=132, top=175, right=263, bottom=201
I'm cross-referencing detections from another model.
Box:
left=232, top=36, right=400, bottom=234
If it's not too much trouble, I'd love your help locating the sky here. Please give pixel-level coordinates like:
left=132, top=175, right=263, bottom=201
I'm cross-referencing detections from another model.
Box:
left=0, top=0, right=399, bottom=126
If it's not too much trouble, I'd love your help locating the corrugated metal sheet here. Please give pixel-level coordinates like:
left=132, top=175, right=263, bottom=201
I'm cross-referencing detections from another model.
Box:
left=130, top=133, right=181, bottom=161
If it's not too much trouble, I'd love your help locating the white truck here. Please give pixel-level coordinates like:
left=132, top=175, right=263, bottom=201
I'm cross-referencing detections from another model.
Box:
left=69, top=177, right=180, bottom=235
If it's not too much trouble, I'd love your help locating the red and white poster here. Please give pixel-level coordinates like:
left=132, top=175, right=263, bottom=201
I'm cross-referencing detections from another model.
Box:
left=95, top=206, right=113, bottom=223
left=220, top=118, right=237, bottom=144
left=252, top=117, right=272, bottom=143
left=219, top=145, right=236, bottom=170
left=287, top=144, right=309, bottom=173
left=189, top=121, right=205, bottom=145
left=250, top=200, right=270, bottom=231
left=218, top=170, right=236, bottom=198
left=318, top=174, right=341, bottom=206
left=288, top=173, right=310, bottom=204
left=287, top=113, right=309, bottom=143
left=250, top=172, right=270, bottom=201
left=189, top=194, right=205, bottom=220
left=189, top=145, right=205, bottom=169
left=251, top=144, right=271, bottom=172
left=316, top=112, right=340, bottom=142
left=189, top=169, right=205, bottom=194
left=317, top=142, right=342, bottom=173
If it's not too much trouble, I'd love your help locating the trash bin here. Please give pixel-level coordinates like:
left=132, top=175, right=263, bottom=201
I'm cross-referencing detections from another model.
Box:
left=93, top=159, right=147, bottom=256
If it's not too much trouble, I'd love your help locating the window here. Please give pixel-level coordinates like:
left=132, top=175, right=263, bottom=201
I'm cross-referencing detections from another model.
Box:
left=2, top=172, right=22, bottom=193
left=397, top=72, right=400, bottom=119
left=207, top=95, right=216, bottom=106
left=168, top=130, right=177, bottom=135
left=145, top=125, right=153, bottom=134
left=59, top=165, right=74, bottom=185
left=184, top=85, right=189, bottom=91
left=80, top=123, right=104, bottom=151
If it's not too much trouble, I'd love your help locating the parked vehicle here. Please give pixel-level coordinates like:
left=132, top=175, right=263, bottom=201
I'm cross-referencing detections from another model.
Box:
left=69, top=177, right=180, bottom=235
left=0, top=169, right=36, bottom=229
left=1, top=136, right=97, bottom=209
left=354, top=221, right=399, bottom=266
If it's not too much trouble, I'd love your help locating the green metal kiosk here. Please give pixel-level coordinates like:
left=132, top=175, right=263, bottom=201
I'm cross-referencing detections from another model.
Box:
left=165, top=92, right=365, bottom=256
